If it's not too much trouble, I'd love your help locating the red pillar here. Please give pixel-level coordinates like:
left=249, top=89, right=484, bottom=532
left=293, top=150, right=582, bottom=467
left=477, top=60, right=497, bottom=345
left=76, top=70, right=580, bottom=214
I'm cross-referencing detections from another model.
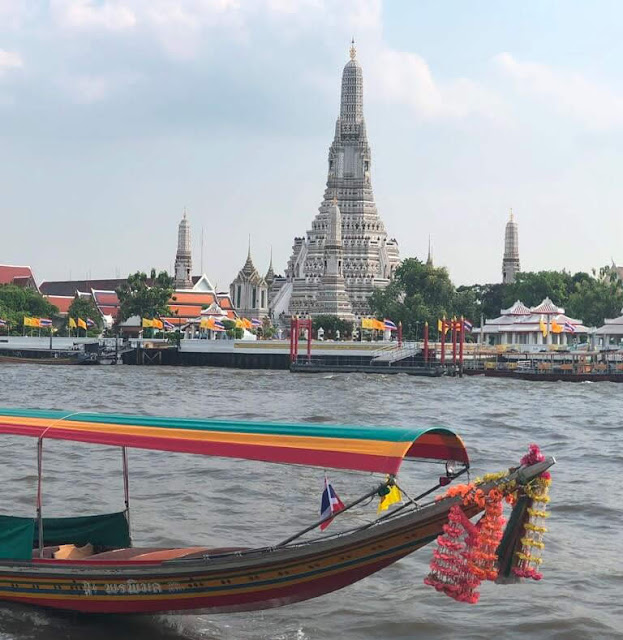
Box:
left=440, top=318, right=446, bottom=365
left=452, top=317, right=457, bottom=366
left=423, top=321, right=429, bottom=363
left=459, top=316, right=465, bottom=374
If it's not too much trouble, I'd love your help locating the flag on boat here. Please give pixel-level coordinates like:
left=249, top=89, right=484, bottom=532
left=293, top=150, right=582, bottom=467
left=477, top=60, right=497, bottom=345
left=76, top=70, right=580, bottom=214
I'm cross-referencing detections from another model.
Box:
left=141, top=318, right=153, bottom=328
left=39, top=318, right=52, bottom=328
left=68, top=317, right=77, bottom=329
left=463, top=319, right=473, bottom=332
left=163, top=320, right=175, bottom=331
left=378, top=482, right=402, bottom=514
left=384, top=319, right=397, bottom=331
left=539, top=316, right=548, bottom=337
left=77, top=318, right=87, bottom=331
left=23, top=317, right=39, bottom=328
left=563, top=321, right=576, bottom=333
left=86, top=318, right=96, bottom=328
left=251, top=318, right=262, bottom=328
left=320, top=477, right=345, bottom=531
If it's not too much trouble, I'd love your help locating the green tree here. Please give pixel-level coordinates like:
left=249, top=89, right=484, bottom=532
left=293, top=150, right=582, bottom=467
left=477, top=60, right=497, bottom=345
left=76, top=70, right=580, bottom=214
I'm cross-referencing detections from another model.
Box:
left=503, top=271, right=574, bottom=308
left=0, top=285, right=58, bottom=333
left=369, top=258, right=456, bottom=340
left=222, top=319, right=243, bottom=339
left=311, top=315, right=354, bottom=339
left=116, top=269, right=174, bottom=323
left=67, top=296, right=102, bottom=335
left=567, top=266, right=623, bottom=327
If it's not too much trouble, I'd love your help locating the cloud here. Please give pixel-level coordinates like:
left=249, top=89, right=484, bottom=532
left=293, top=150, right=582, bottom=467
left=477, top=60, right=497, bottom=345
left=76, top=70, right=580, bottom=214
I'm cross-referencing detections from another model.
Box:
left=495, top=52, right=623, bottom=131
left=368, top=48, right=506, bottom=122
left=51, top=0, right=136, bottom=30
left=0, top=49, right=23, bottom=75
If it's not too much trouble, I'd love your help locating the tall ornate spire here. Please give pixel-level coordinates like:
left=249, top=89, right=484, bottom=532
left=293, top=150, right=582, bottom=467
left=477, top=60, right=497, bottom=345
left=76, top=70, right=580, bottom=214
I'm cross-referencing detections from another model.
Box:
left=349, top=38, right=356, bottom=60
left=283, top=43, right=400, bottom=319
left=426, top=235, right=433, bottom=266
left=265, top=247, right=275, bottom=285
left=502, top=209, right=520, bottom=284
left=174, top=209, right=193, bottom=289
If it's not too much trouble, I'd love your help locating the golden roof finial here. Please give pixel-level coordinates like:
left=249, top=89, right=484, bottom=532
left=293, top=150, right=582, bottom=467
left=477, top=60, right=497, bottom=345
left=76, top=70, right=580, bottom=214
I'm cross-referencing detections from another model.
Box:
left=350, top=38, right=356, bottom=60
left=510, top=207, right=514, bottom=222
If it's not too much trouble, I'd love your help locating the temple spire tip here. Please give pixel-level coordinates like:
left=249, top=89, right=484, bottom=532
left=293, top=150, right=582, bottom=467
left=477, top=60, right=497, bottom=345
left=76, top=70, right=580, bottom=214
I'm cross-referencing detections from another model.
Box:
left=349, top=38, right=356, bottom=60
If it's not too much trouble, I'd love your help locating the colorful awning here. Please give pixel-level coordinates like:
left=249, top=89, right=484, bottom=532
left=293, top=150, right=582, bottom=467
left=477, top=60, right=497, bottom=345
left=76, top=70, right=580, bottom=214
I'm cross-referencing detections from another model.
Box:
left=0, top=408, right=469, bottom=475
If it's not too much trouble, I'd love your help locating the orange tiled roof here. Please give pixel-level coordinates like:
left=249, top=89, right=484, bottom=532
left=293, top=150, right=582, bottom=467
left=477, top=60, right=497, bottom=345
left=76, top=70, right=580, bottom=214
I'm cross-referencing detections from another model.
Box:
left=168, top=304, right=204, bottom=318
left=0, top=265, right=35, bottom=286
left=218, top=295, right=232, bottom=309
left=170, top=292, right=216, bottom=305
left=43, top=295, right=74, bottom=314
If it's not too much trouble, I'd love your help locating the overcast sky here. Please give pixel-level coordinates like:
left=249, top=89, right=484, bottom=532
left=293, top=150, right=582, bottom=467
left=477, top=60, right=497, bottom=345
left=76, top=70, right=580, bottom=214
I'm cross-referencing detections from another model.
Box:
left=1, top=0, right=623, bottom=289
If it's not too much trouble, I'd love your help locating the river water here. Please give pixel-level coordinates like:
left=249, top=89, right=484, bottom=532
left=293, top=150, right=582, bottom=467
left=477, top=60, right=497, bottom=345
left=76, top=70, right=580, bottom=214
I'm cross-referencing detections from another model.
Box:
left=0, top=365, right=620, bottom=640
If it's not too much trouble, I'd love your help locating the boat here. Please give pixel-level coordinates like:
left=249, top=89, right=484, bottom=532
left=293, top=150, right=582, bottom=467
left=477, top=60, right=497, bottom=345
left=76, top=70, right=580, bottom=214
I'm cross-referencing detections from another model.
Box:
left=0, top=347, right=92, bottom=365
left=0, top=407, right=554, bottom=614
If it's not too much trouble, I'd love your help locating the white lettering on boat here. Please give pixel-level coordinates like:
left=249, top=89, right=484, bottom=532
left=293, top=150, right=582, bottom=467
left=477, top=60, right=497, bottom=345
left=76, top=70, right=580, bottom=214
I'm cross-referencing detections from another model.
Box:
left=104, top=580, right=163, bottom=595
left=82, top=581, right=95, bottom=596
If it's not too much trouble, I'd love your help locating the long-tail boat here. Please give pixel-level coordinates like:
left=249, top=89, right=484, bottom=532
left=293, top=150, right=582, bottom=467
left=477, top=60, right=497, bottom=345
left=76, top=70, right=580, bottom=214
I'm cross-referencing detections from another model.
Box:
left=0, top=408, right=554, bottom=614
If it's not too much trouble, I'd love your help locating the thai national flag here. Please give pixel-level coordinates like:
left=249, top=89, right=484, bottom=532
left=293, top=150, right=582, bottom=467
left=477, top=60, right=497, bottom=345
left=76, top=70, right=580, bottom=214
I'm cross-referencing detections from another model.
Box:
left=463, top=319, right=473, bottom=332
left=39, top=318, right=52, bottom=327
left=163, top=320, right=175, bottom=331
left=214, top=320, right=225, bottom=330
left=86, top=318, right=96, bottom=328
left=384, top=319, right=397, bottom=331
left=251, top=318, right=262, bottom=328
left=563, top=321, right=576, bottom=333
left=320, top=477, right=345, bottom=531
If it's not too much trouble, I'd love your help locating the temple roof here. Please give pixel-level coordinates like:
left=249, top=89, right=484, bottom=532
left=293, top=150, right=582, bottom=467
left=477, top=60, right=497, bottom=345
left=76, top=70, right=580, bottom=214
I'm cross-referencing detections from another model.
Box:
left=232, top=247, right=266, bottom=287
left=0, top=265, right=37, bottom=289
left=531, top=297, right=564, bottom=314
left=502, top=300, right=531, bottom=315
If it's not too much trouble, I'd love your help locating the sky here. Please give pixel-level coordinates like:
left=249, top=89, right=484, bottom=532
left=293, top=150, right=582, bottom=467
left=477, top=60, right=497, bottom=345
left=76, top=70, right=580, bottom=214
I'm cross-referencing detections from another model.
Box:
left=1, top=0, right=623, bottom=290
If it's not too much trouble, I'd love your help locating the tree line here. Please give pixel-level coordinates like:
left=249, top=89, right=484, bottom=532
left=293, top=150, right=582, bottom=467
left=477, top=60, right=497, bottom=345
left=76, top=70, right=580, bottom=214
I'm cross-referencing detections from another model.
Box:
left=369, top=258, right=623, bottom=340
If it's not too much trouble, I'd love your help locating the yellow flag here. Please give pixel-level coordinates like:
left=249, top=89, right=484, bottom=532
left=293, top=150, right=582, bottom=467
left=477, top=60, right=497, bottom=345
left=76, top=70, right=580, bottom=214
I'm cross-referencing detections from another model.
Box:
left=437, top=319, right=442, bottom=332
left=141, top=318, right=153, bottom=328
left=24, top=317, right=39, bottom=327
left=199, top=318, right=210, bottom=329
left=235, top=318, right=245, bottom=329
left=551, top=320, right=562, bottom=334
left=539, top=316, right=548, bottom=337
left=77, top=318, right=87, bottom=330
left=378, top=483, right=402, bottom=514
left=152, top=318, right=164, bottom=330
left=68, top=317, right=77, bottom=329
left=361, top=318, right=373, bottom=330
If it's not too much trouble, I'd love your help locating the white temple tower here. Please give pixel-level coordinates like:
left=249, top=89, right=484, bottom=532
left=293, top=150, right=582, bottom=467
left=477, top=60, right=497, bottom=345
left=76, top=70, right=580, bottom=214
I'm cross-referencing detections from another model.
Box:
left=174, top=209, right=193, bottom=289
left=230, top=245, right=269, bottom=320
left=502, top=209, right=520, bottom=284
left=282, top=41, right=400, bottom=319
left=312, top=199, right=354, bottom=319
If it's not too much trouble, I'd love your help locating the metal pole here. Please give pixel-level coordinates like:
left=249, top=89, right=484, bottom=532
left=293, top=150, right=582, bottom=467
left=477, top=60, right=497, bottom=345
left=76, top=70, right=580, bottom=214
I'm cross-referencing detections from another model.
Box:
left=306, top=319, right=312, bottom=363
left=424, top=321, right=429, bottom=363
left=459, top=316, right=465, bottom=376
left=122, top=446, right=132, bottom=544
left=36, top=438, right=44, bottom=558
left=276, top=479, right=390, bottom=547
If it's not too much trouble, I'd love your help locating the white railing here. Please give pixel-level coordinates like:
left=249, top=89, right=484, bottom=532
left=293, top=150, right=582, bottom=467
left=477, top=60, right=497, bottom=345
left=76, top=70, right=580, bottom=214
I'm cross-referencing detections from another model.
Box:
left=372, top=342, right=419, bottom=363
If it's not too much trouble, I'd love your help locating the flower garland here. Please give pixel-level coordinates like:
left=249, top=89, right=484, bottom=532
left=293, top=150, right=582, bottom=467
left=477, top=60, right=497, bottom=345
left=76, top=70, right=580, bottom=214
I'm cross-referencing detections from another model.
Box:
left=425, top=443, right=552, bottom=601
left=423, top=503, right=481, bottom=603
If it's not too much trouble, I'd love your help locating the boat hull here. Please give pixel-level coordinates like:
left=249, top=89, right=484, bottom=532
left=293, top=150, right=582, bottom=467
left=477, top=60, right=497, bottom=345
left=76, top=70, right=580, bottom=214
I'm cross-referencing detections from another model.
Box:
left=0, top=500, right=466, bottom=614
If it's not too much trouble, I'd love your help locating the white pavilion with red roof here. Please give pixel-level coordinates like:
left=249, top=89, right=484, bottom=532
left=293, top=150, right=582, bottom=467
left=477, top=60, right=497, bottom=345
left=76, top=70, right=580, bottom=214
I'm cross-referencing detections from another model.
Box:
left=478, top=298, right=589, bottom=348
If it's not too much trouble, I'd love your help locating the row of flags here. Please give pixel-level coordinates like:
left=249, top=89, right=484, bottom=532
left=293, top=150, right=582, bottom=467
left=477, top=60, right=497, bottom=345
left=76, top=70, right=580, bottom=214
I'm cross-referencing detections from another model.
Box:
left=361, top=318, right=398, bottom=331
left=141, top=316, right=263, bottom=332
left=142, top=318, right=176, bottom=331
left=68, top=317, right=95, bottom=330
left=24, top=317, right=53, bottom=328
left=539, top=317, right=576, bottom=336
left=320, top=477, right=402, bottom=530
left=437, top=318, right=473, bottom=334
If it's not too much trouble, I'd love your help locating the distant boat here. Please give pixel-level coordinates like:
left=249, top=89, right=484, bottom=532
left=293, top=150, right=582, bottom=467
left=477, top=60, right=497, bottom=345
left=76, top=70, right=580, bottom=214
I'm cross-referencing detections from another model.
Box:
left=0, top=347, right=93, bottom=365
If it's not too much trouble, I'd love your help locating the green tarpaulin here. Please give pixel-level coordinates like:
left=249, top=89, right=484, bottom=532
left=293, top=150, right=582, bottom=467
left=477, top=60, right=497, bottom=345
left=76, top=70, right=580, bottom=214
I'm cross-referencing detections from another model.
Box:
left=0, top=511, right=130, bottom=560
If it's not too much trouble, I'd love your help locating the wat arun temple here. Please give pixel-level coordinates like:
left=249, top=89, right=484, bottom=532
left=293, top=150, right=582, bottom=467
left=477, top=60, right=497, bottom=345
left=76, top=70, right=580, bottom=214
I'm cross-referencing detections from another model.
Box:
left=270, top=42, right=400, bottom=320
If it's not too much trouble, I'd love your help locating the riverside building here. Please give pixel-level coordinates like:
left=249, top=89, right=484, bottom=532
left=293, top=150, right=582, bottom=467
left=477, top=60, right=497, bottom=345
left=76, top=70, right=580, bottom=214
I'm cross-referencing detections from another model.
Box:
left=270, top=42, right=400, bottom=320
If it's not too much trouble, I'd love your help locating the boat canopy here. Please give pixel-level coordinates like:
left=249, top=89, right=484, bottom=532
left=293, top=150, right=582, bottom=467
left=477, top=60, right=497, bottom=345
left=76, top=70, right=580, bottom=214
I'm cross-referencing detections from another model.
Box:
left=0, top=408, right=469, bottom=475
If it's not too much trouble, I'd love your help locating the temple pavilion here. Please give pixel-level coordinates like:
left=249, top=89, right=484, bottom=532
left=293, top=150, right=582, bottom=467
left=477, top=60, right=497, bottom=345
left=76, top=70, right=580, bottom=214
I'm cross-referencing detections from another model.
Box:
left=478, top=298, right=589, bottom=347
